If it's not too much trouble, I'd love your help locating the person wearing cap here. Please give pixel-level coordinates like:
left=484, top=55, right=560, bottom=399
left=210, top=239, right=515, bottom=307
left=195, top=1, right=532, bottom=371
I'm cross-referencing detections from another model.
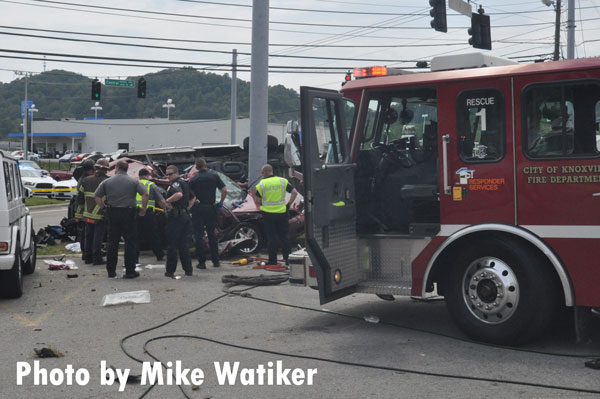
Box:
left=253, top=164, right=298, bottom=266
left=135, top=168, right=168, bottom=263
left=189, top=158, right=227, bottom=269
left=94, top=160, right=148, bottom=279
left=76, top=158, right=106, bottom=264
left=164, top=165, right=195, bottom=277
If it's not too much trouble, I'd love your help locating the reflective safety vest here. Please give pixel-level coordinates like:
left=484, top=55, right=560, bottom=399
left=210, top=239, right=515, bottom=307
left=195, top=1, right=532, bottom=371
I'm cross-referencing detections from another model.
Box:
left=257, top=176, right=288, bottom=213
left=75, top=182, right=84, bottom=220
left=81, top=174, right=108, bottom=221
left=136, top=179, right=156, bottom=211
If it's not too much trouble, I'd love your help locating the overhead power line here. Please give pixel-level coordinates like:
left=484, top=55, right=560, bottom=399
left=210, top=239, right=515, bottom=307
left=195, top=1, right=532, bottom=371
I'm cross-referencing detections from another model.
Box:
left=0, top=48, right=424, bottom=67
left=0, top=54, right=365, bottom=74
left=0, top=25, right=469, bottom=47
left=0, top=31, right=466, bottom=62
left=175, top=0, right=580, bottom=16
left=2, top=0, right=562, bottom=29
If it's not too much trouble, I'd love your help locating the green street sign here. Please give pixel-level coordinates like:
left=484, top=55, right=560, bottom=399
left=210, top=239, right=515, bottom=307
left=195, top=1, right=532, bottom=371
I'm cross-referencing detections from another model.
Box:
left=104, top=79, right=135, bottom=88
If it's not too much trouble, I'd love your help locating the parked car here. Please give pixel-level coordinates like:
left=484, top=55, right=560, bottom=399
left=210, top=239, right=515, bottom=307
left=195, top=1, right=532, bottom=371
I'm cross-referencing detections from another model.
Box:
left=11, top=151, right=41, bottom=161
left=103, top=149, right=128, bottom=161
left=18, top=160, right=42, bottom=171
left=0, top=151, right=36, bottom=298
left=58, top=152, right=78, bottom=163
left=18, top=164, right=56, bottom=198
left=70, top=153, right=90, bottom=163
left=50, top=161, right=76, bottom=182
left=52, top=177, right=77, bottom=200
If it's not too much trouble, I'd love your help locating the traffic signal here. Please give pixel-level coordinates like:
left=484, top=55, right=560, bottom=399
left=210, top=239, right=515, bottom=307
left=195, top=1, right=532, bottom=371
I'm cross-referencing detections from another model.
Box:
left=342, top=71, right=352, bottom=86
left=429, top=0, right=447, bottom=33
left=468, top=9, right=492, bottom=50
left=137, top=77, right=146, bottom=99
left=91, top=78, right=101, bottom=101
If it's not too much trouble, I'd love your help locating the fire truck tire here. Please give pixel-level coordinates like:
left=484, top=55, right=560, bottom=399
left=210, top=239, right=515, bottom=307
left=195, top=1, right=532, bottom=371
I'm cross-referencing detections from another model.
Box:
left=445, top=237, right=558, bottom=345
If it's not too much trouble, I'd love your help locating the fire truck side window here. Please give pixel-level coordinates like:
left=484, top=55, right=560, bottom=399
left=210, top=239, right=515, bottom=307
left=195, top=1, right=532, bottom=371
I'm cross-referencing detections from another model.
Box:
left=523, top=81, right=600, bottom=158
left=311, top=97, right=354, bottom=164
left=456, top=88, right=505, bottom=162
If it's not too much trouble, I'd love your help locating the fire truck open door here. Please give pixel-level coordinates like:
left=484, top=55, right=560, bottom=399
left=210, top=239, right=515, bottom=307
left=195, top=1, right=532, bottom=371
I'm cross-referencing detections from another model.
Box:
left=300, top=87, right=361, bottom=304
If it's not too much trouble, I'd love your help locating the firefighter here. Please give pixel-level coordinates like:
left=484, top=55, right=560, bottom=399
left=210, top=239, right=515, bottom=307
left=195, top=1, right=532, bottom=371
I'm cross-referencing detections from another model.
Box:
left=253, top=164, right=298, bottom=266
left=75, top=159, right=96, bottom=261
left=135, top=168, right=168, bottom=263
left=94, top=160, right=148, bottom=279
left=189, top=158, right=227, bottom=269
left=79, top=158, right=110, bottom=265
left=164, top=165, right=195, bottom=277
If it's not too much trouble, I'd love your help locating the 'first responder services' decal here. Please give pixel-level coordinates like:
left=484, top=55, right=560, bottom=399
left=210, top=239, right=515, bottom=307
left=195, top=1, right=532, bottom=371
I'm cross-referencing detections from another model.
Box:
left=456, top=168, right=505, bottom=191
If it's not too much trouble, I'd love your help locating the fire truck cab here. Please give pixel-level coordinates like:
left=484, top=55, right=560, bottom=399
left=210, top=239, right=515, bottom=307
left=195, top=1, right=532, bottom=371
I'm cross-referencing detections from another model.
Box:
left=296, top=53, right=600, bottom=345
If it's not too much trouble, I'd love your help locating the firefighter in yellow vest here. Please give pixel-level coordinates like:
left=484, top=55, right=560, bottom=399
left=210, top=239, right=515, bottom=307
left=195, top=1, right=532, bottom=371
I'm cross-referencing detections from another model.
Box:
left=135, top=168, right=168, bottom=263
left=253, top=164, right=298, bottom=266
left=79, top=158, right=110, bottom=265
left=74, top=159, right=95, bottom=261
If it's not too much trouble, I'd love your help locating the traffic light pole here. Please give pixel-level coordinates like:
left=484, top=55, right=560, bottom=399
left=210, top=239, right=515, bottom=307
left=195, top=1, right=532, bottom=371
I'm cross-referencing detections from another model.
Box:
left=230, top=49, right=238, bottom=145
left=248, top=1, right=269, bottom=186
left=553, top=0, right=561, bottom=61
left=567, top=0, right=575, bottom=59
left=23, top=74, right=28, bottom=161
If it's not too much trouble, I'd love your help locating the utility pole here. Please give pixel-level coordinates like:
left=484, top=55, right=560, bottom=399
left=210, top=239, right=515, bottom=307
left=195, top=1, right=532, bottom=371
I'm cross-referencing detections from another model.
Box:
left=567, top=0, right=575, bottom=59
left=23, top=75, right=28, bottom=161
left=553, top=0, right=561, bottom=61
left=248, top=1, right=269, bottom=186
left=15, top=72, right=31, bottom=161
left=230, top=49, right=238, bottom=145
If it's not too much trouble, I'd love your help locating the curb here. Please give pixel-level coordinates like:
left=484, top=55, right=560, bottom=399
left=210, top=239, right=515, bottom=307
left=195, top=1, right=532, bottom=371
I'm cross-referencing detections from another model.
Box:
left=38, top=252, right=126, bottom=259
left=29, top=204, right=69, bottom=210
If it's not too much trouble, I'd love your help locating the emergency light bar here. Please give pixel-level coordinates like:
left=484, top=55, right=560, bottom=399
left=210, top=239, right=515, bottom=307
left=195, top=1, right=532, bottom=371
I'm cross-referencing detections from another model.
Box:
left=353, top=66, right=388, bottom=78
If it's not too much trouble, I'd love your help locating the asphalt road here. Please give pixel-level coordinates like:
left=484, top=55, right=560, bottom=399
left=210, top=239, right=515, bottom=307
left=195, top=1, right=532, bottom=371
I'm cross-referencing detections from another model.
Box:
left=1, top=207, right=599, bottom=398
left=30, top=204, right=69, bottom=233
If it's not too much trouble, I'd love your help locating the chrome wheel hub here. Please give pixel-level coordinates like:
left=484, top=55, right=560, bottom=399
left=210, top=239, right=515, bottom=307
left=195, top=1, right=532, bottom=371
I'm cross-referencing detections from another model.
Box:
left=235, top=227, right=259, bottom=253
left=462, top=257, right=519, bottom=324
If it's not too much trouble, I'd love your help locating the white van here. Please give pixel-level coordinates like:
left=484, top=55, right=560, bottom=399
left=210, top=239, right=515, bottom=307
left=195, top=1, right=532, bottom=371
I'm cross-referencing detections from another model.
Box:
left=0, top=152, right=36, bottom=298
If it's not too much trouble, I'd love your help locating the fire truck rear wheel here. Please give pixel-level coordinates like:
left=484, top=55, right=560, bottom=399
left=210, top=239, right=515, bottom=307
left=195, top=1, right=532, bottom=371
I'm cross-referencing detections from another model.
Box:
left=445, top=237, right=558, bottom=346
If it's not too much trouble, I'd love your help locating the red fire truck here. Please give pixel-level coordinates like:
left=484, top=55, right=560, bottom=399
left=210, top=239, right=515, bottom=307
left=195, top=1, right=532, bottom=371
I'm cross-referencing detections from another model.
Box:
left=293, top=53, right=600, bottom=345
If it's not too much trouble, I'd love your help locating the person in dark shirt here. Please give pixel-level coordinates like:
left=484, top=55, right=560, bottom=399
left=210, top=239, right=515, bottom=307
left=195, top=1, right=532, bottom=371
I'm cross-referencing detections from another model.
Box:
left=94, top=160, right=148, bottom=279
left=189, top=158, right=227, bottom=269
left=164, top=165, right=195, bottom=277
left=79, top=158, right=110, bottom=265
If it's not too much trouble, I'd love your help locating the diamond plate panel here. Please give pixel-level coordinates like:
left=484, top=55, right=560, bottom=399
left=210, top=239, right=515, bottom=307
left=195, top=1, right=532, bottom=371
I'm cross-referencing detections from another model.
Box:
left=356, top=236, right=431, bottom=295
left=356, top=281, right=412, bottom=296
left=313, top=220, right=360, bottom=291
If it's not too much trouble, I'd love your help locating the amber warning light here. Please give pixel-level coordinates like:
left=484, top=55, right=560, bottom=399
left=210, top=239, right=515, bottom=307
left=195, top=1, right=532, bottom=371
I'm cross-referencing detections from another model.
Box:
left=352, top=66, right=389, bottom=79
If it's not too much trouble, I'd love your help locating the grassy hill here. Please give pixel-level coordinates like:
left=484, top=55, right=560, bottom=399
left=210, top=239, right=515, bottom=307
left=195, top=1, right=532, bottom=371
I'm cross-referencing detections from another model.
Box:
left=0, top=68, right=299, bottom=136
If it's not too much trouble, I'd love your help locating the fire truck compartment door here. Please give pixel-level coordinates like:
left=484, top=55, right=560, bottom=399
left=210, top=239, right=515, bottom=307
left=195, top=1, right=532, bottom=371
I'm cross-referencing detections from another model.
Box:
left=300, top=86, right=361, bottom=304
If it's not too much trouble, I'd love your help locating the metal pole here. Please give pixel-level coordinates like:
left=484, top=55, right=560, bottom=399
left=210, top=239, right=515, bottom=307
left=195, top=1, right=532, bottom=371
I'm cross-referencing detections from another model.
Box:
left=567, top=0, right=575, bottom=59
left=30, top=111, right=33, bottom=153
left=230, top=49, right=238, bottom=145
left=553, top=0, right=561, bottom=61
left=23, top=75, right=28, bottom=160
left=248, top=0, right=269, bottom=185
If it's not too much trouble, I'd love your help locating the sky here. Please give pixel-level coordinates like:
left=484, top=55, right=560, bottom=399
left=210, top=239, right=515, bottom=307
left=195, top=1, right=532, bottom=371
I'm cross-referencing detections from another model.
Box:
left=1, top=0, right=599, bottom=94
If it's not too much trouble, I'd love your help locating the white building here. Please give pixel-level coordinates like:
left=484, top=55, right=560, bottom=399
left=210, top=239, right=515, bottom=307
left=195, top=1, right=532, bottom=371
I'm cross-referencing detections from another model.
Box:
left=9, top=118, right=286, bottom=155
